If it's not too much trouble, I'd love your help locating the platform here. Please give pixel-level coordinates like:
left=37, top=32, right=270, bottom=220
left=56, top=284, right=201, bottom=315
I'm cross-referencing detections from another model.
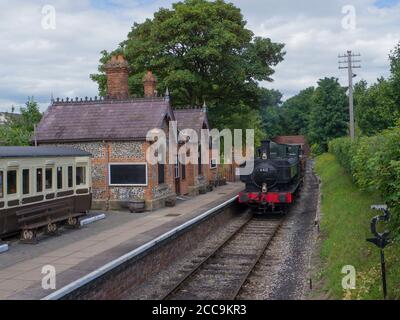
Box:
left=0, top=182, right=243, bottom=300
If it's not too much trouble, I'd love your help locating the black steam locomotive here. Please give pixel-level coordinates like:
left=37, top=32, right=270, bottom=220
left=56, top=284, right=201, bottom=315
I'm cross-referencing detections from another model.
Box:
left=238, top=140, right=304, bottom=213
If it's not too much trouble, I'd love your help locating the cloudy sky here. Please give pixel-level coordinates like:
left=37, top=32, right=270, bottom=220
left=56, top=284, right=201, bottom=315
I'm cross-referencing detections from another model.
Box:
left=0, top=0, right=399, bottom=112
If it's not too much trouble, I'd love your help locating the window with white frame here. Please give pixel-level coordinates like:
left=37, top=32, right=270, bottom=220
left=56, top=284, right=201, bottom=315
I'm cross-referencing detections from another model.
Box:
left=22, top=169, right=30, bottom=195
left=0, top=171, right=4, bottom=198
left=109, top=164, right=147, bottom=186
left=7, top=170, right=17, bottom=195
left=210, top=159, right=217, bottom=169
left=76, top=166, right=86, bottom=186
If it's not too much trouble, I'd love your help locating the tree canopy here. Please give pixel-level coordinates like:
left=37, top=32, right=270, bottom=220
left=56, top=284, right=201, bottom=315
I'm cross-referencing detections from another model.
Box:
left=91, top=0, right=285, bottom=142
left=0, top=98, right=42, bottom=146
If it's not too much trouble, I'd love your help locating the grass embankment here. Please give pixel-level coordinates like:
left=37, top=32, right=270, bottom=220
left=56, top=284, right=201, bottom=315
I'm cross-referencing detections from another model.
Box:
left=315, top=153, right=400, bottom=299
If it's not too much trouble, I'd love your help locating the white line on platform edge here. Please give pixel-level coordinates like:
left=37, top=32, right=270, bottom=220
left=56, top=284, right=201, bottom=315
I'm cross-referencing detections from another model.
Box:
left=42, top=195, right=238, bottom=300
left=0, top=244, right=9, bottom=254
left=80, top=214, right=106, bottom=226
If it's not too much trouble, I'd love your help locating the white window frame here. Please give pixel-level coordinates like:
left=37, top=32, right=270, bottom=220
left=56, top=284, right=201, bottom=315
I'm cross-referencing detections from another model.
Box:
left=210, top=158, right=217, bottom=169
left=6, top=168, right=19, bottom=200
left=108, top=163, right=148, bottom=187
left=21, top=167, right=32, bottom=196
left=0, top=169, right=4, bottom=199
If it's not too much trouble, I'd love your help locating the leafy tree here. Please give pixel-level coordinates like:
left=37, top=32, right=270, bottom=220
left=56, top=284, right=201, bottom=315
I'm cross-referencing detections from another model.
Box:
left=258, top=88, right=284, bottom=138
left=389, top=42, right=400, bottom=108
left=355, top=77, right=398, bottom=135
left=0, top=98, right=42, bottom=146
left=280, top=87, right=315, bottom=136
left=91, top=0, right=285, bottom=141
left=308, top=77, right=348, bottom=150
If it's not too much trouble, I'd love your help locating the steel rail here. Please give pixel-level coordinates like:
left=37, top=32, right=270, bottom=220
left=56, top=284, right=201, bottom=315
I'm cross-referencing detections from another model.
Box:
left=163, top=215, right=284, bottom=300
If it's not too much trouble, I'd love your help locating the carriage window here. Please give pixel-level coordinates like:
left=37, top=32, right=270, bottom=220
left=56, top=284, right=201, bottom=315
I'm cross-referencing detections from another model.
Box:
left=23, top=169, right=30, bottom=195
left=57, top=167, right=63, bottom=189
left=7, top=170, right=17, bottom=195
left=68, top=166, right=73, bottom=188
left=76, top=166, right=86, bottom=186
left=36, top=168, right=43, bottom=192
left=0, top=171, right=3, bottom=198
left=46, top=168, right=53, bottom=189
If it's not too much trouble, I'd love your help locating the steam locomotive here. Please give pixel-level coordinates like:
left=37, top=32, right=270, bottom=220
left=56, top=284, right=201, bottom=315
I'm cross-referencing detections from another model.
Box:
left=238, top=140, right=304, bottom=213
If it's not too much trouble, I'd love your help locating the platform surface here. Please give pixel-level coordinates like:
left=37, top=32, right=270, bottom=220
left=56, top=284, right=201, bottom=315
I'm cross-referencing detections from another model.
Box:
left=0, top=182, right=243, bottom=300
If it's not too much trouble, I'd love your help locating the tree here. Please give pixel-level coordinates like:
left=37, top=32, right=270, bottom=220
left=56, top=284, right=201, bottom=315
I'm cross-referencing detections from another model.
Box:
left=91, top=0, right=285, bottom=141
left=0, top=98, right=42, bottom=146
left=258, top=88, right=284, bottom=138
left=389, top=42, right=400, bottom=108
left=355, top=78, right=398, bottom=135
left=280, top=87, right=315, bottom=136
left=308, top=77, right=348, bottom=150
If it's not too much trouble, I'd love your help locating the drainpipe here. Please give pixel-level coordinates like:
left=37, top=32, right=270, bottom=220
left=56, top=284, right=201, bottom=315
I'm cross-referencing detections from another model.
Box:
left=106, top=141, right=111, bottom=211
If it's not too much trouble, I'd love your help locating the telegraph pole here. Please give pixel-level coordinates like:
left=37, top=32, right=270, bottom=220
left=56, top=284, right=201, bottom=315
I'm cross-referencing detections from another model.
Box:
left=339, top=51, right=361, bottom=141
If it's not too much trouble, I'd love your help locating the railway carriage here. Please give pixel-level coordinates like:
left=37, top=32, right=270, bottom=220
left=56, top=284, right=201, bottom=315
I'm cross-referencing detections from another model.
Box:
left=0, top=147, right=92, bottom=242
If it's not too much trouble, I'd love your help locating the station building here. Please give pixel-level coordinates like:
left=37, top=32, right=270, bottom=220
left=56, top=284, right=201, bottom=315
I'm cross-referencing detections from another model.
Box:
left=35, top=55, right=218, bottom=211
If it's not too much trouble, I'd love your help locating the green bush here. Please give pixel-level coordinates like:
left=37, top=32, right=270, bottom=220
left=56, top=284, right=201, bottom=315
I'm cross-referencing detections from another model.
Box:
left=311, top=143, right=325, bottom=157
left=328, top=127, right=400, bottom=239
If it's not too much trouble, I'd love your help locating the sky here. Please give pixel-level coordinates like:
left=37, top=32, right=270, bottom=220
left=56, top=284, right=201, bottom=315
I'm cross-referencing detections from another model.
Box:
left=0, top=0, right=399, bottom=112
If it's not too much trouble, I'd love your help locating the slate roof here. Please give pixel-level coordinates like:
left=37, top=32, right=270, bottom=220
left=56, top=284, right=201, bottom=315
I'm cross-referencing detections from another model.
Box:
left=35, top=97, right=174, bottom=142
left=173, top=108, right=209, bottom=137
left=0, top=146, right=91, bottom=158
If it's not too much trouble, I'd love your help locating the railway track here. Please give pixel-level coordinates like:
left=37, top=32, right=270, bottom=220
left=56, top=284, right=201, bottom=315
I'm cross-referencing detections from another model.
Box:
left=162, top=215, right=284, bottom=300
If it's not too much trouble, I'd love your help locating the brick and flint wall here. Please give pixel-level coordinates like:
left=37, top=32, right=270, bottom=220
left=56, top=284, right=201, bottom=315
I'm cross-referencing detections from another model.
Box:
left=43, top=141, right=175, bottom=211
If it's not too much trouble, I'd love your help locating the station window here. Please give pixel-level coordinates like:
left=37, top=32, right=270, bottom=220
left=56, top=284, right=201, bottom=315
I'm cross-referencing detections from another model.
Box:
left=45, top=168, right=53, bottom=190
left=36, top=168, right=43, bottom=193
left=158, top=163, right=165, bottom=184
left=7, top=170, right=17, bottom=195
left=182, top=164, right=186, bottom=180
left=68, top=166, right=73, bottom=188
left=210, top=159, right=217, bottom=169
left=57, top=167, right=63, bottom=189
left=76, top=166, right=86, bottom=186
left=22, top=169, right=30, bottom=195
left=109, top=164, right=147, bottom=186
left=0, top=171, right=4, bottom=198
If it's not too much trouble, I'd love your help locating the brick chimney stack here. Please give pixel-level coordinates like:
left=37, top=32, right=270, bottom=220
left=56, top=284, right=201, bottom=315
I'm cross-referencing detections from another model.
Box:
left=104, top=54, right=129, bottom=99
left=143, top=70, right=157, bottom=98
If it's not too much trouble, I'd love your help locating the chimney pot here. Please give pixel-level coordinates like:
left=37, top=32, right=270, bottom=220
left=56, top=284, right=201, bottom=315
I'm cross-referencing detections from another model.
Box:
left=143, top=70, right=157, bottom=98
left=104, top=54, right=129, bottom=100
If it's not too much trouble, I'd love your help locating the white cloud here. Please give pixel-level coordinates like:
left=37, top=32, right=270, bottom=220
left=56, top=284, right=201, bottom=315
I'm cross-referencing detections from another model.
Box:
left=0, top=0, right=399, bottom=111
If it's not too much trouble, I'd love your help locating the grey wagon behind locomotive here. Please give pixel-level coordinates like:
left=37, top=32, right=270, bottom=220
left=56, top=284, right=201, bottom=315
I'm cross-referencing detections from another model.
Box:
left=0, top=147, right=92, bottom=243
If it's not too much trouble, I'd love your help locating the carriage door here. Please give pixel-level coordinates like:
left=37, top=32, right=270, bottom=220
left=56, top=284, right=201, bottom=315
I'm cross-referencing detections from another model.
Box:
left=174, top=156, right=180, bottom=195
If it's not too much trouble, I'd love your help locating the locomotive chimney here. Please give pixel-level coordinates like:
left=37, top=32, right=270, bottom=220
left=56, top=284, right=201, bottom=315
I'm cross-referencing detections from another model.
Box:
left=104, top=54, right=129, bottom=99
left=260, top=140, right=271, bottom=160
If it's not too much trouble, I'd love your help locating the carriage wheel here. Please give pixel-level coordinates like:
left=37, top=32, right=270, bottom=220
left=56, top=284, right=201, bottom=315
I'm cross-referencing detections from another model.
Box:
left=67, top=216, right=79, bottom=228
left=47, top=223, right=57, bottom=234
left=21, top=229, right=37, bottom=244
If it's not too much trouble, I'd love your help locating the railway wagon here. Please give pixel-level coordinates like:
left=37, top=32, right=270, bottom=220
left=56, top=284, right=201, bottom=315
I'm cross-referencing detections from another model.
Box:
left=0, top=146, right=92, bottom=243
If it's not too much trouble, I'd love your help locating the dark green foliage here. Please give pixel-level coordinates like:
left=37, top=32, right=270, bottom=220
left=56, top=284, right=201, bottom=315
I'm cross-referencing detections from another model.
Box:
left=308, top=77, right=348, bottom=151
left=91, top=0, right=285, bottom=140
left=355, top=78, right=398, bottom=135
left=0, top=98, right=42, bottom=146
left=280, top=87, right=314, bottom=136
